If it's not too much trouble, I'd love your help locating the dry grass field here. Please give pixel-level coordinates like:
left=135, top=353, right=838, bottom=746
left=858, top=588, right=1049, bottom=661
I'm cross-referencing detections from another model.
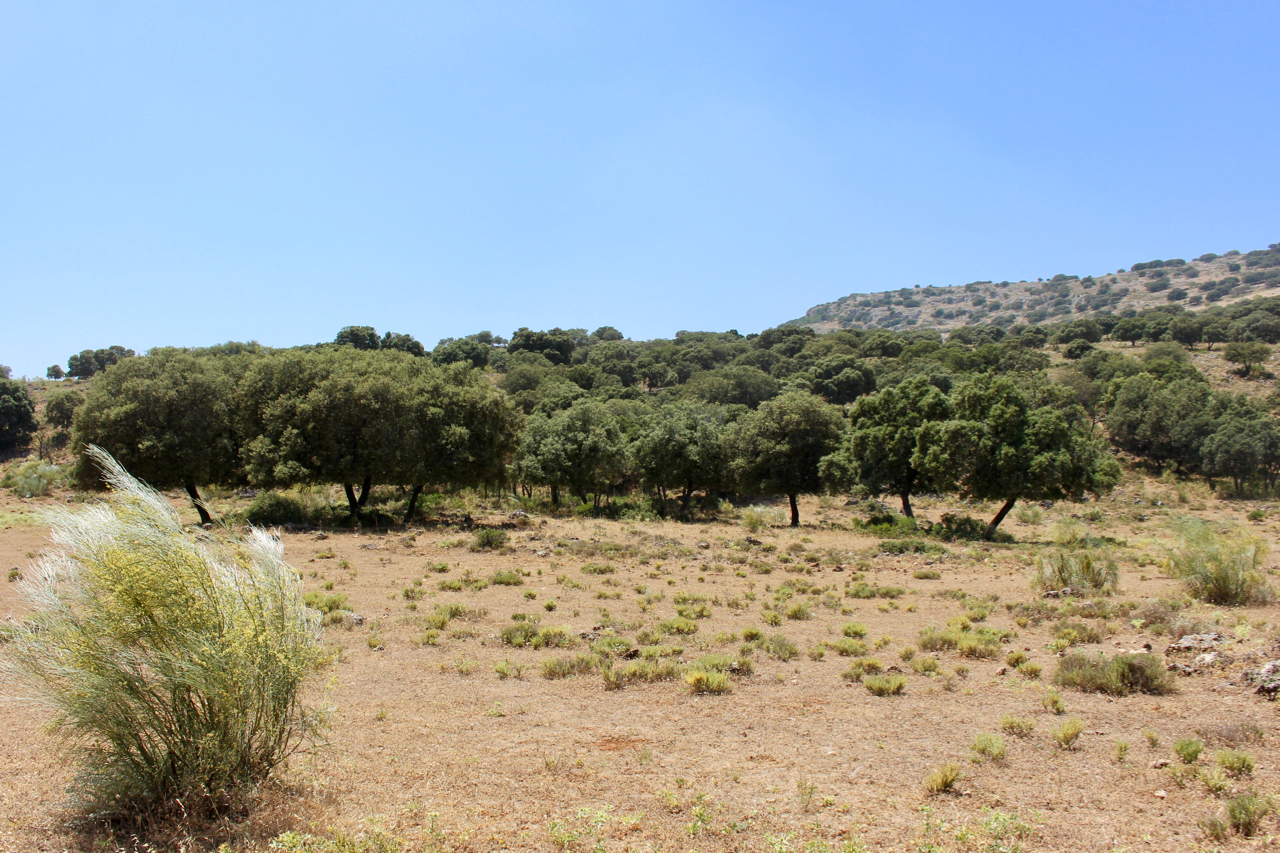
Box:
left=3, top=473, right=1280, bottom=853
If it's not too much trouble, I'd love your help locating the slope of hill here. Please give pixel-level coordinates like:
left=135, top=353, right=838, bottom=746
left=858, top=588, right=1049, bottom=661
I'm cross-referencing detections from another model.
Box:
left=790, top=244, right=1280, bottom=333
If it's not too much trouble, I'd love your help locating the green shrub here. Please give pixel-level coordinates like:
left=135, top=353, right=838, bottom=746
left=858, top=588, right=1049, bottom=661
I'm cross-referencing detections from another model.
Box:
left=541, top=654, right=601, bottom=679
left=863, top=674, right=906, bottom=696
left=1054, top=718, right=1084, bottom=750
left=909, top=655, right=940, bottom=675
left=1035, top=549, right=1119, bottom=594
left=763, top=634, right=799, bottom=662
left=826, top=637, right=869, bottom=657
left=1218, top=749, right=1255, bottom=777
left=2, top=449, right=327, bottom=815
left=1167, top=519, right=1272, bottom=605
left=918, top=626, right=959, bottom=651
left=1174, top=737, right=1204, bottom=764
left=924, top=762, right=960, bottom=795
left=1, top=459, right=70, bottom=498
left=1227, top=792, right=1273, bottom=836
left=970, top=732, right=1006, bottom=762
left=685, top=669, right=733, bottom=694
left=472, top=528, right=508, bottom=550
left=581, top=562, right=615, bottom=575
left=303, top=591, right=349, bottom=615
left=1001, top=716, right=1036, bottom=737
left=491, top=569, right=524, bottom=586
left=842, top=622, right=868, bottom=638
left=244, top=491, right=311, bottom=526
left=659, top=616, right=698, bottom=635
left=1053, top=653, right=1176, bottom=697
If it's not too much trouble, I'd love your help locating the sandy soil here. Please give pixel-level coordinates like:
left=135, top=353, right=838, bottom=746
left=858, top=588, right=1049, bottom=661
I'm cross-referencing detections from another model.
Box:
left=3, top=482, right=1280, bottom=852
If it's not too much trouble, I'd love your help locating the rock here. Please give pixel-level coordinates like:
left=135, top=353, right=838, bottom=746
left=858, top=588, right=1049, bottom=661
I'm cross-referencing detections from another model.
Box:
left=1166, top=662, right=1196, bottom=677
left=1150, top=759, right=1170, bottom=769
left=509, top=510, right=528, bottom=519
left=1242, top=660, right=1280, bottom=699
left=1165, top=633, right=1226, bottom=654
left=745, top=536, right=763, bottom=546
left=315, top=532, right=329, bottom=540
left=697, top=541, right=710, bottom=550
left=201, top=522, right=213, bottom=530
left=1153, top=790, right=1167, bottom=799
left=352, top=614, right=364, bottom=626
left=1194, top=652, right=1223, bottom=668
left=995, top=666, right=1008, bottom=676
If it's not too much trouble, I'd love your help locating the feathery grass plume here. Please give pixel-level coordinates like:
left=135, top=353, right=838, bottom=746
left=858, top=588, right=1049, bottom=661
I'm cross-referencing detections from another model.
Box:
left=1033, top=549, right=1119, bottom=594
left=1, top=447, right=329, bottom=817
left=1166, top=518, right=1272, bottom=605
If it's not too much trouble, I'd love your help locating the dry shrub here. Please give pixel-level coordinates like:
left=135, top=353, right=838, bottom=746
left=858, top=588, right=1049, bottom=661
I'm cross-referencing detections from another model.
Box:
left=2, top=447, right=328, bottom=818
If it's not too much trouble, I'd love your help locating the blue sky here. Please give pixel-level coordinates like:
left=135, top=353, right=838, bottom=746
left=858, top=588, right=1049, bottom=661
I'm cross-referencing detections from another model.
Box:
left=3, top=2, right=1278, bottom=377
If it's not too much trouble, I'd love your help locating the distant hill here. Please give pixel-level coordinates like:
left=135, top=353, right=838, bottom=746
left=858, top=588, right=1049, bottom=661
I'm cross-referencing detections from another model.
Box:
left=788, top=244, right=1280, bottom=334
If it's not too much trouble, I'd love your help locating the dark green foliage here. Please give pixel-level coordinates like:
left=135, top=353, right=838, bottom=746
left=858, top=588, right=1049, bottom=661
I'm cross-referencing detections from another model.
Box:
left=0, top=379, right=38, bottom=450
left=682, top=366, right=780, bottom=409
left=512, top=399, right=626, bottom=506
left=509, top=327, right=577, bottom=366
left=245, top=491, right=311, bottom=526
left=1053, top=653, right=1176, bottom=696
left=730, top=391, right=846, bottom=526
left=334, top=326, right=381, bottom=350
left=44, top=389, right=85, bottom=429
left=72, top=350, right=238, bottom=524
left=916, top=375, right=1120, bottom=539
left=473, top=528, right=509, bottom=550
left=1063, top=339, right=1094, bottom=360
left=1222, top=340, right=1271, bottom=375
left=631, top=401, right=731, bottom=514
left=804, top=355, right=876, bottom=405
left=66, top=345, right=135, bottom=379
left=821, top=375, right=950, bottom=517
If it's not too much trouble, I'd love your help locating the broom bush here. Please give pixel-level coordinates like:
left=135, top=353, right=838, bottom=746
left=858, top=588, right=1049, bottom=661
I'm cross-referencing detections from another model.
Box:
left=2, top=447, right=328, bottom=816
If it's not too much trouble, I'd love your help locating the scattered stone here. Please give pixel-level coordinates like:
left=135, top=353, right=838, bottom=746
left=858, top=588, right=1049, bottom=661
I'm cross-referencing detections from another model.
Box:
left=697, top=541, right=710, bottom=550
left=1150, top=759, right=1170, bottom=769
left=1153, top=790, right=1166, bottom=799
left=351, top=614, right=364, bottom=626
left=1242, top=660, right=1280, bottom=699
left=509, top=510, right=528, bottom=519
left=995, top=666, right=1008, bottom=676
left=1166, top=663, right=1196, bottom=677
left=1165, top=633, right=1226, bottom=654
left=315, top=532, right=328, bottom=540
left=745, top=536, right=763, bottom=546
left=1195, top=652, right=1223, bottom=668
left=1042, top=587, right=1075, bottom=599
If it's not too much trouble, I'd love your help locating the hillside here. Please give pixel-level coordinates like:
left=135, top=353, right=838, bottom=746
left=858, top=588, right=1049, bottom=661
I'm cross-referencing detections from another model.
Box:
left=791, top=244, right=1280, bottom=333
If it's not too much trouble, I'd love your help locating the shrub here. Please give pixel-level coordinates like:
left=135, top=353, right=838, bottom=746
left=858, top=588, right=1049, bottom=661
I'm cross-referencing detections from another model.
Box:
left=863, top=674, right=906, bottom=696
left=1053, top=653, right=1176, bottom=697
left=1, top=459, right=69, bottom=498
left=541, top=654, right=601, bottom=679
left=1218, top=749, right=1255, bottom=777
left=243, top=491, right=311, bottom=527
left=1013, top=505, right=1043, bottom=526
left=491, top=570, right=524, bottom=586
left=1227, top=793, right=1273, bottom=836
left=1167, top=520, right=1272, bottom=605
left=581, top=562, right=615, bottom=575
left=827, top=638, right=869, bottom=657
left=472, top=528, right=508, bottom=550
left=685, top=669, right=733, bottom=694
left=1034, top=550, right=1119, bottom=594
left=909, top=655, right=940, bottom=675
left=842, top=622, right=868, bottom=638
left=1174, top=738, right=1204, bottom=764
left=763, top=634, right=799, bottom=662
left=1017, top=661, right=1042, bottom=679
left=1001, top=716, right=1036, bottom=737
left=1054, top=718, right=1084, bottom=750
left=924, top=762, right=961, bottom=795
left=1, top=449, right=328, bottom=815
left=660, top=616, right=698, bottom=635
left=970, top=733, right=1006, bottom=762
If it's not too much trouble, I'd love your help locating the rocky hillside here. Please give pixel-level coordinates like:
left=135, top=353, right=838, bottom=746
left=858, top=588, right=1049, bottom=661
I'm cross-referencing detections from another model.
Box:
left=791, top=244, right=1280, bottom=333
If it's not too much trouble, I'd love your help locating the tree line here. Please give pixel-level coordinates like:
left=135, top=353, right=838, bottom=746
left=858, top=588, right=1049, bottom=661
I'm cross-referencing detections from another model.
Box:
left=11, top=292, right=1280, bottom=535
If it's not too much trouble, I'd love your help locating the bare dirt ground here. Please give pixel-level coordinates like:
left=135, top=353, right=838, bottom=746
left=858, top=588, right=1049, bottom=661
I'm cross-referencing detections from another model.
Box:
left=3, top=480, right=1280, bottom=852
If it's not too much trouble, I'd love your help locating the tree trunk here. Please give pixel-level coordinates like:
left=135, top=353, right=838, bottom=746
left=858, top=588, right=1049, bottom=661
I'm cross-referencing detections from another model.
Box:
left=550, top=484, right=560, bottom=508
left=678, top=479, right=694, bottom=517
left=788, top=493, right=800, bottom=527
left=984, top=497, right=1018, bottom=541
left=183, top=477, right=214, bottom=526
left=404, top=484, right=423, bottom=524
left=343, top=482, right=360, bottom=518
left=357, top=475, right=373, bottom=508
left=900, top=492, right=914, bottom=518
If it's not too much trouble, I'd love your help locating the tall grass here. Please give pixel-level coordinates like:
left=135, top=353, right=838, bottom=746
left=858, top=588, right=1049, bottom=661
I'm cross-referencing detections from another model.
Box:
left=2, top=447, right=328, bottom=816
left=1167, top=518, right=1272, bottom=605
left=1034, top=549, right=1119, bottom=594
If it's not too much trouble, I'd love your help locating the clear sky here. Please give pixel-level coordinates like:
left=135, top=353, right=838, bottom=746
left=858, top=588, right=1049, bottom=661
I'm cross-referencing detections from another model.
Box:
left=3, top=2, right=1278, bottom=377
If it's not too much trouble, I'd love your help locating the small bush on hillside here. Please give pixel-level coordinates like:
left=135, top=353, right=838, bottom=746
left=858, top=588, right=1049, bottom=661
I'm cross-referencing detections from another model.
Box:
left=1, top=459, right=69, bottom=498
left=1053, top=653, right=1175, bottom=697
left=2, top=448, right=328, bottom=816
left=472, top=528, right=508, bottom=550
left=1167, top=519, right=1272, bottom=606
left=245, top=491, right=311, bottom=526
left=1034, top=549, right=1119, bottom=594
